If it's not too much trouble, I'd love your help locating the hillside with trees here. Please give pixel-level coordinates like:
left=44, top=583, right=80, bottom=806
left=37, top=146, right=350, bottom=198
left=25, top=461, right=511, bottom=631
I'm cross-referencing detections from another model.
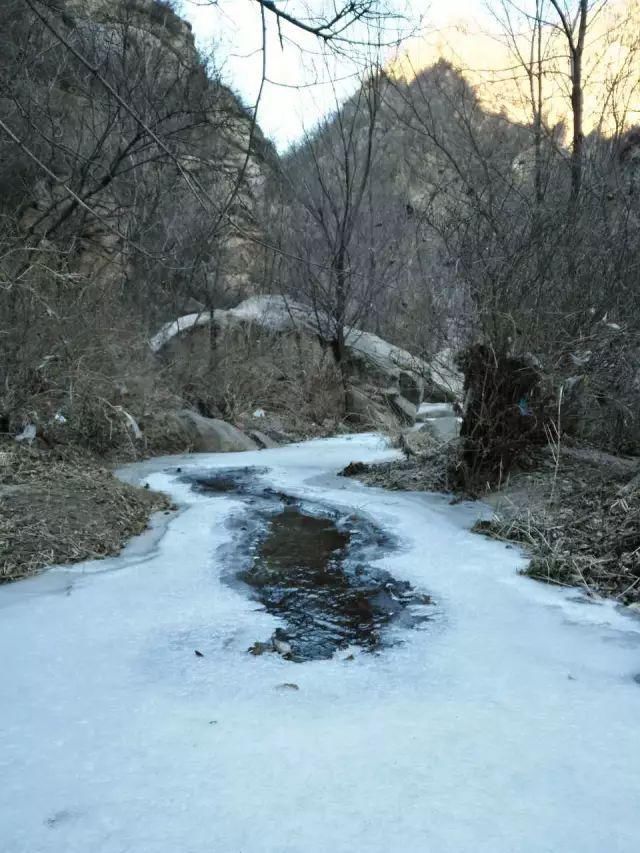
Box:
left=2, top=0, right=640, bottom=599
left=273, top=3, right=640, bottom=482
left=1, top=0, right=274, bottom=452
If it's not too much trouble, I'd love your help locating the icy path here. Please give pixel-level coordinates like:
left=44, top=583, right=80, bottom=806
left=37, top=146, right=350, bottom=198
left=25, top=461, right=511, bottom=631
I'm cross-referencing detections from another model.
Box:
left=1, top=435, right=639, bottom=853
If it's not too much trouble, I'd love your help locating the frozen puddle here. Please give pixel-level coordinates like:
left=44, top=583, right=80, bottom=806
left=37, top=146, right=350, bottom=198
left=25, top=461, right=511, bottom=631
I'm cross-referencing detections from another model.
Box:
left=1, top=434, right=640, bottom=853
left=240, top=505, right=430, bottom=660
left=187, top=467, right=431, bottom=660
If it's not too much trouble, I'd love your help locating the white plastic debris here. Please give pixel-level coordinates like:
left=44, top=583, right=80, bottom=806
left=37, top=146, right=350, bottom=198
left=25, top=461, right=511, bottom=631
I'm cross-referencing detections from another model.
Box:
left=15, top=423, right=36, bottom=443
left=252, top=408, right=266, bottom=419
left=118, top=408, right=143, bottom=439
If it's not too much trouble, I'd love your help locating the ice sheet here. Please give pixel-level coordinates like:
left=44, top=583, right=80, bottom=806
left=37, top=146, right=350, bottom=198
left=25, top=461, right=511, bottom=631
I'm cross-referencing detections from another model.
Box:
left=1, top=434, right=639, bottom=853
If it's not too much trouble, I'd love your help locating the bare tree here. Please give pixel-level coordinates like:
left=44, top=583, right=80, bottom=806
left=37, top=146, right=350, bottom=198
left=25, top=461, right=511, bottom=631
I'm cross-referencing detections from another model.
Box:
left=208, top=0, right=411, bottom=48
left=275, top=70, right=388, bottom=391
left=546, top=0, right=589, bottom=204
left=0, top=0, right=268, bottom=431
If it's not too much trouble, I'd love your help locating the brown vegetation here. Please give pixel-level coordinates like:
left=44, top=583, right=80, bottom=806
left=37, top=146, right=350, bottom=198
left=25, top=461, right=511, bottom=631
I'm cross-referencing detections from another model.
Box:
left=0, top=443, right=169, bottom=583
left=476, top=447, right=640, bottom=606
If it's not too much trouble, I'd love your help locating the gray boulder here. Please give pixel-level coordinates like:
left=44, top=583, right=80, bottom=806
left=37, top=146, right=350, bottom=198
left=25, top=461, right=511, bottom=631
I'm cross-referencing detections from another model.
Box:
left=150, top=295, right=463, bottom=406
left=384, top=390, right=417, bottom=425
left=345, top=387, right=397, bottom=430
left=176, top=410, right=258, bottom=452
left=248, top=430, right=279, bottom=449
left=400, top=423, right=438, bottom=456
left=398, top=371, right=423, bottom=406
left=346, top=386, right=381, bottom=424
left=416, top=402, right=456, bottom=421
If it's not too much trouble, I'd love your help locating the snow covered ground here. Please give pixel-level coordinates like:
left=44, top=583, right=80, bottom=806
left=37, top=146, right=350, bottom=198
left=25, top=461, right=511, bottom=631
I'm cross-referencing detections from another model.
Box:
left=1, top=434, right=639, bottom=853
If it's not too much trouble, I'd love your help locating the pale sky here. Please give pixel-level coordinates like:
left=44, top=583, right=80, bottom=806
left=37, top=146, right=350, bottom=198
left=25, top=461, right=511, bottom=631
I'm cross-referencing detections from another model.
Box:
left=180, top=1, right=487, bottom=150
left=181, top=1, right=640, bottom=151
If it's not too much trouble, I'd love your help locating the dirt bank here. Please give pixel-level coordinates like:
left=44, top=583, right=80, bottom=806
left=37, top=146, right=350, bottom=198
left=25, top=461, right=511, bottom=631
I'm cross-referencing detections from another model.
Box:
left=342, top=439, right=640, bottom=608
left=0, top=444, right=169, bottom=583
left=0, top=404, right=354, bottom=584
left=476, top=446, right=640, bottom=607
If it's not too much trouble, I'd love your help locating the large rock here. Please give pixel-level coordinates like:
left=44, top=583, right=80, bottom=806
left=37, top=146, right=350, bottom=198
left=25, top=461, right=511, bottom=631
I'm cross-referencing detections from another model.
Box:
left=345, top=387, right=396, bottom=430
left=426, top=348, right=464, bottom=402
left=149, top=296, right=462, bottom=406
left=248, top=429, right=280, bottom=449
left=416, top=402, right=456, bottom=421
left=400, top=423, right=439, bottom=456
left=176, top=410, right=258, bottom=453
left=399, top=371, right=423, bottom=405
left=384, top=390, right=417, bottom=425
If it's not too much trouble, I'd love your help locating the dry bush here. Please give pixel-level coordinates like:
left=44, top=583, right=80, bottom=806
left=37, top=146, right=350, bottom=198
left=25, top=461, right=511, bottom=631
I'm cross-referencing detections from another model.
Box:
left=474, top=449, right=640, bottom=605
left=341, top=434, right=460, bottom=493
left=1, top=0, right=271, bottom=458
left=0, top=254, right=346, bottom=459
left=162, top=325, right=344, bottom=432
left=457, top=344, right=555, bottom=492
left=0, top=255, right=186, bottom=457
left=0, top=443, right=169, bottom=582
left=559, top=325, right=640, bottom=455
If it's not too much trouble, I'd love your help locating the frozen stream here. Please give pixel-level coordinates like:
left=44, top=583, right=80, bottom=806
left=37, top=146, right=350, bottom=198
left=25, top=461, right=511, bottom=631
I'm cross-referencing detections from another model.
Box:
left=1, top=434, right=639, bottom=853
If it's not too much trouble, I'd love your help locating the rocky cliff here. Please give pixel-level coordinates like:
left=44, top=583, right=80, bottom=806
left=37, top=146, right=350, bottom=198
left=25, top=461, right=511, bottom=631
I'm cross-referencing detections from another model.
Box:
left=0, top=0, right=283, bottom=446
left=1, top=0, right=270, bottom=318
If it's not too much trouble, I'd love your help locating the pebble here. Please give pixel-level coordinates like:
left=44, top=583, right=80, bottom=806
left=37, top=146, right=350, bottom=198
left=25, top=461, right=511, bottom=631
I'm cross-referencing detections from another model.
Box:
left=273, top=638, right=293, bottom=656
left=248, top=641, right=271, bottom=656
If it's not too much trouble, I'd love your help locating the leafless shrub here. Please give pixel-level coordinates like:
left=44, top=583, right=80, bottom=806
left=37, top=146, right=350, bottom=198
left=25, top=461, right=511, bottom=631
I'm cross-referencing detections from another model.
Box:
left=161, top=324, right=344, bottom=433
left=0, top=0, right=268, bottom=454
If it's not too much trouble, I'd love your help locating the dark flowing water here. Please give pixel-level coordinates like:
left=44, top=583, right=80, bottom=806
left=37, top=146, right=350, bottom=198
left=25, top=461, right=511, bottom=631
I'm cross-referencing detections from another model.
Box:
left=184, top=467, right=432, bottom=661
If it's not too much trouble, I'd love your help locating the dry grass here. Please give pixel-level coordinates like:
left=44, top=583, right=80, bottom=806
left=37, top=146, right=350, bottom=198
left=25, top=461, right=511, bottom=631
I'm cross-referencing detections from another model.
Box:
left=341, top=430, right=460, bottom=493
left=162, top=326, right=346, bottom=438
left=474, top=448, right=640, bottom=605
left=0, top=443, right=169, bottom=583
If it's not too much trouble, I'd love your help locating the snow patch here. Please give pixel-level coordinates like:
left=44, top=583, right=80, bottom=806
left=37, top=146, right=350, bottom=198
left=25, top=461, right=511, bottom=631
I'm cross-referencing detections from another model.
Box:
left=1, top=434, right=639, bottom=853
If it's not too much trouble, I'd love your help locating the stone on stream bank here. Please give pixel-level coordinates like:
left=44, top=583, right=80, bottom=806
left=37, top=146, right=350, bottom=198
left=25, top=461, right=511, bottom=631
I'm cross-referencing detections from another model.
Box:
left=247, top=430, right=280, bottom=450
left=174, top=410, right=260, bottom=452
left=141, top=410, right=290, bottom=455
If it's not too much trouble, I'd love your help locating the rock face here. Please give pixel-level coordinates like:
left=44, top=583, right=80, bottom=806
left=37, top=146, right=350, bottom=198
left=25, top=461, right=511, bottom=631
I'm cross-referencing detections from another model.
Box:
left=345, top=387, right=396, bottom=431
left=151, top=296, right=463, bottom=427
left=416, top=402, right=456, bottom=421
left=175, top=411, right=259, bottom=453
left=384, top=390, right=418, bottom=425
left=7, top=0, right=268, bottom=306
left=247, top=430, right=280, bottom=450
